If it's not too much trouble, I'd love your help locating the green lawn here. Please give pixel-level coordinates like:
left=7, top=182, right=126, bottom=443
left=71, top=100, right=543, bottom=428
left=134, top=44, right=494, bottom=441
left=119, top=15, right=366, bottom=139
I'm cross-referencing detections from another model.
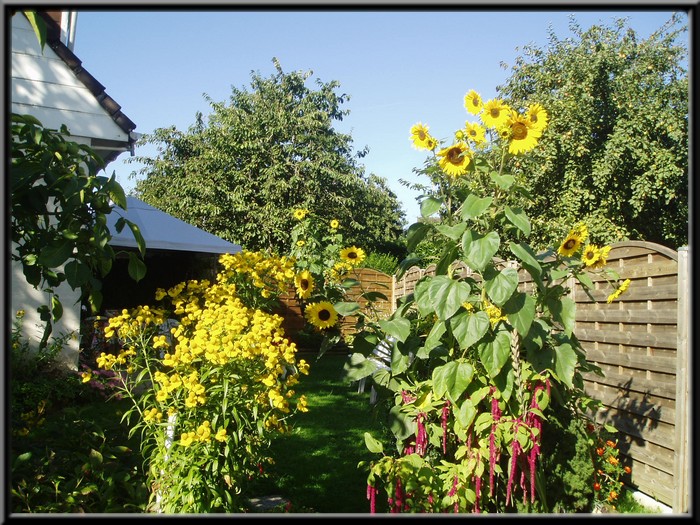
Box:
left=248, top=351, right=390, bottom=513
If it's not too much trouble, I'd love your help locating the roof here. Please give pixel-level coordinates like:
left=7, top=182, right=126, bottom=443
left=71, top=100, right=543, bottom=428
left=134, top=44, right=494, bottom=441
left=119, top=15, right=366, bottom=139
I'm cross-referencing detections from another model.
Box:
left=107, top=197, right=242, bottom=255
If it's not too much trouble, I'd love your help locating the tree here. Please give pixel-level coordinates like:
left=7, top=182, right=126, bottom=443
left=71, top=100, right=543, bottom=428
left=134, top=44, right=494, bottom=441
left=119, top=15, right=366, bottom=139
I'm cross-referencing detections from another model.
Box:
left=494, top=14, right=688, bottom=251
left=132, top=58, right=406, bottom=256
left=10, top=114, right=146, bottom=347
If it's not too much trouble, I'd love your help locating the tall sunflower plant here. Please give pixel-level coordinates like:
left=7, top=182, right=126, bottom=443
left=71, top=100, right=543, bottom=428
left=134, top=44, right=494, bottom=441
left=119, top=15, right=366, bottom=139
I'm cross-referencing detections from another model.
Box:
left=288, top=208, right=377, bottom=357
left=339, top=90, right=632, bottom=513
left=94, top=250, right=310, bottom=513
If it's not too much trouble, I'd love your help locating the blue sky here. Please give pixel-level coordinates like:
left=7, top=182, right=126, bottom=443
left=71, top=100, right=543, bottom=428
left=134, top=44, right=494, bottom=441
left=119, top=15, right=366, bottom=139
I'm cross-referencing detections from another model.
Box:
left=72, top=9, right=687, bottom=224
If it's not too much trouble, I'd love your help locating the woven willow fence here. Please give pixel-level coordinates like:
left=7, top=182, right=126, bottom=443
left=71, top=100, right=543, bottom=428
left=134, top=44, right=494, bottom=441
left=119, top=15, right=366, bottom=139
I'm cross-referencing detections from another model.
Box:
left=279, top=241, right=690, bottom=511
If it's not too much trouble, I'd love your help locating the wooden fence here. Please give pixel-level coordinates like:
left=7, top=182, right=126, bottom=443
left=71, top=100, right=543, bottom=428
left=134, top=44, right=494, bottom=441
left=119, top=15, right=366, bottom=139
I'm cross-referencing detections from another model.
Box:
left=279, top=242, right=689, bottom=511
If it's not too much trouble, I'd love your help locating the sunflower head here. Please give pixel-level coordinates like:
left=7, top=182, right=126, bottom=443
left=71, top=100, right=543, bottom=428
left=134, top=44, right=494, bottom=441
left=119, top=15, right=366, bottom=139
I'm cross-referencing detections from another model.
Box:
left=465, top=121, right=486, bottom=145
left=481, top=99, right=511, bottom=129
left=527, top=103, right=549, bottom=132
left=410, top=122, right=438, bottom=151
left=581, top=244, right=601, bottom=267
left=293, top=208, right=309, bottom=221
left=557, top=223, right=589, bottom=257
left=464, top=90, right=483, bottom=115
left=589, top=245, right=611, bottom=269
left=304, top=301, right=338, bottom=330
left=507, top=112, right=542, bottom=155
left=437, top=142, right=472, bottom=177
left=340, top=246, right=366, bottom=266
left=294, top=270, right=315, bottom=299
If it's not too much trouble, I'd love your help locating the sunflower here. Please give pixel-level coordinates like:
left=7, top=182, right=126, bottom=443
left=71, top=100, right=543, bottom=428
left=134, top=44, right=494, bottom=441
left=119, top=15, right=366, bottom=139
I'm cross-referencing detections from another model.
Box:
left=581, top=244, right=601, bottom=267
left=304, top=301, right=338, bottom=330
left=294, top=270, right=315, bottom=299
left=464, top=90, right=483, bottom=115
left=340, top=246, right=366, bottom=266
left=607, top=278, right=631, bottom=303
left=330, top=219, right=339, bottom=230
left=465, top=121, right=486, bottom=145
left=410, top=122, right=438, bottom=151
left=526, top=103, right=549, bottom=132
left=507, top=112, right=541, bottom=155
left=589, top=245, right=611, bottom=269
left=557, top=223, right=589, bottom=257
left=437, top=142, right=471, bottom=177
left=293, top=208, right=309, bottom=220
left=481, top=99, right=511, bottom=129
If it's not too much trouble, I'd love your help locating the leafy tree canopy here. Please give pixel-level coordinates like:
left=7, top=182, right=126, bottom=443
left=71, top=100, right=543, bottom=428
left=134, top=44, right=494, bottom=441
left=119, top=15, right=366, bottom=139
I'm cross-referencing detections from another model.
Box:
left=495, top=13, right=688, bottom=251
left=132, top=58, right=406, bottom=257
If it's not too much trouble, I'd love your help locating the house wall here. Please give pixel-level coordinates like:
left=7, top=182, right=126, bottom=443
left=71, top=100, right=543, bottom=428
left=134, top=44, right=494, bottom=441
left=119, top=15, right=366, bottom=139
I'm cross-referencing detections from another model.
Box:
left=10, top=13, right=130, bottom=145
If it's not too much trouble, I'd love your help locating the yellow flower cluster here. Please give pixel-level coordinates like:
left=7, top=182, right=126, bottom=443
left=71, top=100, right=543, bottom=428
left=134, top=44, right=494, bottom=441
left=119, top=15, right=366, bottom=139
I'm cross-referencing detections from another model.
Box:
left=218, top=251, right=296, bottom=298
left=104, top=305, right=167, bottom=341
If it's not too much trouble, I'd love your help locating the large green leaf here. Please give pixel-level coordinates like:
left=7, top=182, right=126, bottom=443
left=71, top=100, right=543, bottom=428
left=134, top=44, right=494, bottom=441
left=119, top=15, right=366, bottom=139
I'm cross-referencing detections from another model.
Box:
left=342, top=353, right=379, bottom=381
left=423, top=321, right=447, bottom=353
left=478, top=329, right=511, bottom=378
left=420, top=196, right=443, bottom=218
left=378, top=317, right=411, bottom=343
left=509, top=241, right=542, bottom=285
left=503, top=291, right=536, bottom=337
left=504, top=206, right=531, bottom=237
left=64, top=260, right=93, bottom=288
left=414, top=275, right=471, bottom=321
left=460, top=194, right=493, bottom=221
left=364, top=432, right=384, bottom=454
left=334, top=301, right=361, bottom=316
left=406, top=222, right=431, bottom=252
left=389, top=405, right=416, bottom=441
left=546, top=295, right=576, bottom=336
left=453, top=399, right=477, bottom=440
left=449, top=310, right=490, bottom=350
left=127, top=252, right=147, bottom=283
left=435, top=222, right=467, bottom=241
left=554, top=340, right=578, bottom=389
left=461, top=230, right=500, bottom=272
left=432, top=360, right=474, bottom=402
left=484, top=266, right=519, bottom=306
left=38, top=241, right=73, bottom=268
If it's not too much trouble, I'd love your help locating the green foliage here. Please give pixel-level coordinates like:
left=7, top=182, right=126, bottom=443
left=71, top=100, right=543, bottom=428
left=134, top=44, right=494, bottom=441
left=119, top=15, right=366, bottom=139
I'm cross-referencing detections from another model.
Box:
left=495, top=14, right=688, bottom=250
left=133, top=57, right=406, bottom=254
left=10, top=114, right=146, bottom=346
left=360, top=252, right=400, bottom=275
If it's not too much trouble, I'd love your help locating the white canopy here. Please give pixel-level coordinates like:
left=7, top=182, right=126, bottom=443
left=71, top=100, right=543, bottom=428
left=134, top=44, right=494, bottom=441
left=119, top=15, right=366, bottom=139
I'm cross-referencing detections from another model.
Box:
left=107, top=197, right=241, bottom=254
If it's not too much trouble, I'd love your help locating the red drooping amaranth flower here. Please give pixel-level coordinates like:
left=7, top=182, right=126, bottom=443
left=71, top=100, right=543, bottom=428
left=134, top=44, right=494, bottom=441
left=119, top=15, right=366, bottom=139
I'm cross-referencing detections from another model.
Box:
left=489, top=387, right=501, bottom=496
left=416, top=412, right=428, bottom=457
left=441, top=400, right=451, bottom=455
left=506, top=417, right=523, bottom=506
left=525, top=382, right=544, bottom=503
left=401, top=390, right=416, bottom=404
left=392, top=478, right=405, bottom=513
left=367, top=484, right=378, bottom=513
left=474, top=474, right=481, bottom=514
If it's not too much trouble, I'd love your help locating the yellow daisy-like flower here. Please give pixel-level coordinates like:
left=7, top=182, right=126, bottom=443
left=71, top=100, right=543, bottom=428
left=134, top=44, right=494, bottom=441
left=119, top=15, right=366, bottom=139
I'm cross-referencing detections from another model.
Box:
left=581, top=244, right=601, bottom=267
left=507, top=112, right=542, bottom=155
left=465, top=121, right=487, bottom=146
left=464, top=90, right=483, bottom=115
left=437, top=142, right=471, bottom=177
left=296, top=239, right=306, bottom=247
left=557, top=223, right=589, bottom=257
left=481, top=99, right=511, bottom=129
left=340, top=246, right=366, bottom=266
left=304, top=301, right=338, bottom=330
left=526, top=103, right=549, bottom=132
left=294, top=270, right=315, bottom=299
left=330, top=219, right=339, bottom=230
left=214, top=428, right=227, bottom=442
left=293, top=208, right=309, bottom=220
left=483, top=300, right=507, bottom=328
left=410, top=122, right=438, bottom=151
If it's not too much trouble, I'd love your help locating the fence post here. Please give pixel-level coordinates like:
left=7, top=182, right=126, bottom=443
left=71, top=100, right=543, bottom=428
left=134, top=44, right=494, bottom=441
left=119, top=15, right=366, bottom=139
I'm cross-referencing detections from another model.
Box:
left=673, top=246, right=689, bottom=513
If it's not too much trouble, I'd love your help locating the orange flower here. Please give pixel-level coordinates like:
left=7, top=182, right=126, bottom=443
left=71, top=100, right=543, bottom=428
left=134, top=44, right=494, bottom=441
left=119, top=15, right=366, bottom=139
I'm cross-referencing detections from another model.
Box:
left=593, top=483, right=601, bottom=491
left=608, top=491, right=618, bottom=502
left=596, top=448, right=605, bottom=456
left=606, top=440, right=616, bottom=448
left=608, top=456, right=619, bottom=466
left=624, top=466, right=632, bottom=474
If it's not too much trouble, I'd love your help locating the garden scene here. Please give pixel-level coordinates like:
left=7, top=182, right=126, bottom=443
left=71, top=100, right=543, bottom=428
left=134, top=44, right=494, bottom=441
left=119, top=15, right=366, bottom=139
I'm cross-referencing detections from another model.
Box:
left=8, top=10, right=688, bottom=516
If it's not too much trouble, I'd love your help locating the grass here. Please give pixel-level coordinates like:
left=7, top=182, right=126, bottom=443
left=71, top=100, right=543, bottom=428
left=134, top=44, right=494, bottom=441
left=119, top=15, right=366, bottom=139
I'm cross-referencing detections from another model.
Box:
left=247, top=351, right=390, bottom=513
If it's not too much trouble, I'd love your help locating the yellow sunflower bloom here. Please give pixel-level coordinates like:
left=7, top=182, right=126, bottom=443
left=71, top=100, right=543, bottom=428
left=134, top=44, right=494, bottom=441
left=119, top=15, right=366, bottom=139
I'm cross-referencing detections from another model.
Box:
left=581, top=244, right=601, bottom=267
left=481, top=99, right=511, bottom=129
left=465, top=121, right=487, bottom=146
left=526, top=103, right=549, bottom=132
left=304, top=301, right=338, bottom=330
left=507, top=112, right=542, bottom=155
left=294, top=270, right=315, bottom=299
left=589, top=245, right=611, bottom=269
left=340, top=246, right=366, bottom=266
left=437, top=142, right=472, bottom=177
left=410, top=122, right=438, bottom=151
left=293, top=208, right=309, bottom=220
left=557, top=223, right=589, bottom=257
left=464, top=90, right=483, bottom=115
